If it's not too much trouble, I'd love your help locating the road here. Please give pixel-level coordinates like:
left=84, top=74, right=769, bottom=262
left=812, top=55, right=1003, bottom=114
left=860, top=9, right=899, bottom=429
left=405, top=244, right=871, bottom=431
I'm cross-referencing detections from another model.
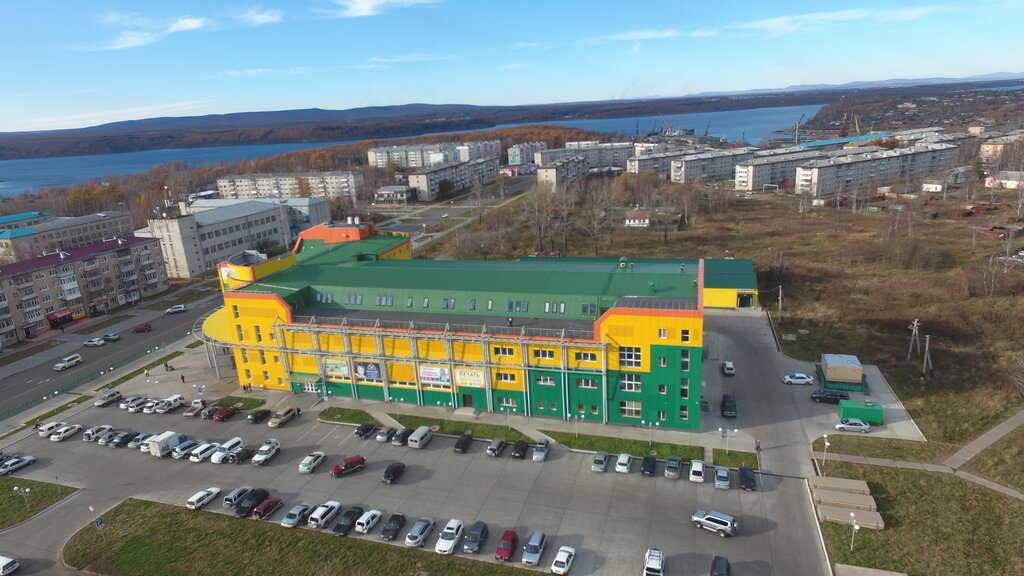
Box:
left=0, top=300, right=220, bottom=416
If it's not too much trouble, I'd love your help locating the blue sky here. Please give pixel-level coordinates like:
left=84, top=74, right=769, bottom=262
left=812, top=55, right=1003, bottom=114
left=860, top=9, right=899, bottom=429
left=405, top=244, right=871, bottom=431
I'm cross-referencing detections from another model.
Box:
left=3, top=0, right=1023, bottom=132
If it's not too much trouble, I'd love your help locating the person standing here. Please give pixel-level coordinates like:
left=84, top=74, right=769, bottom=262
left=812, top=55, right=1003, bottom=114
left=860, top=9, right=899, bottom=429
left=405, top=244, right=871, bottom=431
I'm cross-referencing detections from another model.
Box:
left=507, top=317, right=514, bottom=327
left=756, top=439, right=762, bottom=452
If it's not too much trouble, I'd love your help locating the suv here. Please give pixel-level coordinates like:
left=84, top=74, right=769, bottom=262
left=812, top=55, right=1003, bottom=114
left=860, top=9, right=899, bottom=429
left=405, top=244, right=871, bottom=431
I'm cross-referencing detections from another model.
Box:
left=720, top=361, right=735, bottom=375
left=690, top=510, right=738, bottom=537
left=521, top=529, right=547, bottom=566
left=94, top=390, right=123, bottom=407
left=640, top=455, right=657, bottom=476
left=453, top=433, right=474, bottom=454
left=811, top=389, right=850, bottom=404
left=53, top=354, right=83, bottom=371
left=486, top=438, right=507, bottom=457
left=643, top=547, right=665, bottom=576
left=720, top=394, right=737, bottom=418
left=251, top=439, right=280, bottom=466
left=165, top=304, right=187, bottom=314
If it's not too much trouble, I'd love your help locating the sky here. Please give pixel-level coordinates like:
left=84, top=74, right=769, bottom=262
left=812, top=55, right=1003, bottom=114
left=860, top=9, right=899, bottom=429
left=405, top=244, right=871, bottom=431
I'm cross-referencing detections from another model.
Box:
left=3, top=0, right=1024, bottom=133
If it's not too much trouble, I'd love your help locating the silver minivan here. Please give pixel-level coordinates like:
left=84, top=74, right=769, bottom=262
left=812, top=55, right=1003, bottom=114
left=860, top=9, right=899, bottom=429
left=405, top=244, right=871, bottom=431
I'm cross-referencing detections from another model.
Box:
left=521, top=529, right=547, bottom=566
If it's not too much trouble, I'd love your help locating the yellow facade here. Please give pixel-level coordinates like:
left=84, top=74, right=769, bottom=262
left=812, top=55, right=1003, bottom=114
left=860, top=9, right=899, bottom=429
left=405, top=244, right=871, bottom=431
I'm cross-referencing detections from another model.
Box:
left=703, top=287, right=759, bottom=308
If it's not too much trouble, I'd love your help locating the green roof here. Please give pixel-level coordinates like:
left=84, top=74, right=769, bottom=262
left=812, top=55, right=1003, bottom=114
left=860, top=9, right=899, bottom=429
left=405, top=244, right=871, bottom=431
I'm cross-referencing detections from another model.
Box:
left=702, top=259, right=758, bottom=290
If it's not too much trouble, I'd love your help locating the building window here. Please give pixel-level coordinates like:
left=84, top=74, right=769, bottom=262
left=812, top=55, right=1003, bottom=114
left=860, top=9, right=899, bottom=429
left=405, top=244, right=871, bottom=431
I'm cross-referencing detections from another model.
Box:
left=262, top=371, right=270, bottom=381
left=240, top=349, right=248, bottom=363
left=680, top=405, right=689, bottom=420
left=254, top=325, right=262, bottom=343
left=681, top=329, right=691, bottom=343
left=244, top=369, right=251, bottom=380
left=536, top=375, right=556, bottom=386
left=658, top=357, right=668, bottom=368
left=493, top=346, right=514, bottom=357
left=487, top=299, right=493, bottom=311
left=658, top=410, right=667, bottom=421
left=422, top=297, right=429, bottom=308
left=619, top=400, right=642, bottom=419
left=468, top=299, right=476, bottom=310
left=407, top=297, right=414, bottom=307
left=497, top=397, right=517, bottom=408
left=574, top=352, right=597, bottom=363
left=658, top=384, right=667, bottom=395
left=577, top=378, right=597, bottom=389
left=231, top=305, right=239, bottom=319
left=536, top=401, right=544, bottom=410
left=236, top=325, right=244, bottom=341
left=533, top=349, right=554, bottom=360
left=680, top=379, right=689, bottom=399
left=658, top=328, right=667, bottom=339
left=680, top=350, right=690, bottom=371
left=619, top=346, right=641, bottom=368
left=496, top=372, right=515, bottom=382
left=259, top=350, right=266, bottom=365
left=549, top=401, right=557, bottom=411
left=619, top=373, right=642, bottom=392
left=590, top=404, right=599, bottom=415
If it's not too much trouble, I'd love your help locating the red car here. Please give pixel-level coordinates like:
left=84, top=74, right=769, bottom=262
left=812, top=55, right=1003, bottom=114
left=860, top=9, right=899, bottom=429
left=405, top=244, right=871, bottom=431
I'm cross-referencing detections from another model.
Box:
left=212, top=406, right=238, bottom=422
left=495, top=530, right=518, bottom=562
left=132, top=323, right=152, bottom=333
left=251, top=497, right=283, bottom=520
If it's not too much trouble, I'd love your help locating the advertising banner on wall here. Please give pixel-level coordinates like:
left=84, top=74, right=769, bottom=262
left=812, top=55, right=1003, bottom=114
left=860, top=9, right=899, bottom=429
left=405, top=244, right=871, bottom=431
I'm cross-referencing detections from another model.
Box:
left=454, top=367, right=485, bottom=387
left=324, top=358, right=350, bottom=381
left=419, top=365, right=452, bottom=386
left=354, top=360, right=383, bottom=380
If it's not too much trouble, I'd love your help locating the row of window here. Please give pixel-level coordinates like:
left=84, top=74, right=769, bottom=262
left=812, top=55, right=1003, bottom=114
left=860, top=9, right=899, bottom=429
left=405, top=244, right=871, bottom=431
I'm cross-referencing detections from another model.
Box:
left=619, top=401, right=688, bottom=421
left=333, top=292, right=600, bottom=319
left=494, top=347, right=598, bottom=363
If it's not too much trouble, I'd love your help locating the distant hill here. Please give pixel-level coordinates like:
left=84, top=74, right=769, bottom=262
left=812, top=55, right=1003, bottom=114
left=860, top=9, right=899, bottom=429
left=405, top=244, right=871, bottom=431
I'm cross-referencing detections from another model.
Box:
left=2, top=74, right=1022, bottom=160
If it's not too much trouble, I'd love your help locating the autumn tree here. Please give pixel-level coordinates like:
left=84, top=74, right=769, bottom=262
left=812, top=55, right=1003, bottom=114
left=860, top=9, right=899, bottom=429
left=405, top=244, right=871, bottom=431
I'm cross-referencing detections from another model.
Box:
left=575, top=180, right=614, bottom=255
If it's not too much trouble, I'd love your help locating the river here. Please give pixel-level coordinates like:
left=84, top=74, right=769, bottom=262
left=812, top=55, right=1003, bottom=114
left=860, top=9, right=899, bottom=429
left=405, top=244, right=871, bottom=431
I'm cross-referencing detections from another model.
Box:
left=0, top=103, right=824, bottom=196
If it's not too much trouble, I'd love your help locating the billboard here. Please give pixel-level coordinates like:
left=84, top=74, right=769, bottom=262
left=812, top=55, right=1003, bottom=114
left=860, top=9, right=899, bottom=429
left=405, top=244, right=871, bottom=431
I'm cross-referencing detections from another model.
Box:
left=419, top=365, right=452, bottom=386
left=354, top=360, right=383, bottom=380
left=324, top=358, right=350, bottom=381
left=455, top=367, right=485, bottom=387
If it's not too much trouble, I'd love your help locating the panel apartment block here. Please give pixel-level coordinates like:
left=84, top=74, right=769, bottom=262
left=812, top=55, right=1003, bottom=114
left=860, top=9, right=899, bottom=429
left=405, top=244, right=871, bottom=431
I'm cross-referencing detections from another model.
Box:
left=795, top=143, right=959, bottom=197
left=507, top=142, right=547, bottom=166
left=0, top=211, right=135, bottom=265
left=407, top=158, right=499, bottom=201
left=670, top=147, right=759, bottom=184
left=216, top=171, right=364, bottom=200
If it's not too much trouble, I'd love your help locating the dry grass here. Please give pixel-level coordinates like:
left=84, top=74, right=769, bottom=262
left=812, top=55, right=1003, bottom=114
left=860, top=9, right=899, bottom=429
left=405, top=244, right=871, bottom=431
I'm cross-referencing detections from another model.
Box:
left=810, top=435, right=958, bottom=464
left=961, top=424, right=1024, bottom=493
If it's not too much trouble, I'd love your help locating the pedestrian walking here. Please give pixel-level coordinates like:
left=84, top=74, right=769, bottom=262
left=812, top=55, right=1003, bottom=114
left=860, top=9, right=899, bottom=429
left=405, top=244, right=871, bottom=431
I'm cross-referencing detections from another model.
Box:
left=163, top=362, right=169, bottom=372
left=756, top=439, right=762, bottom=452
left=180, top=374, right=185, bottom=384
left=144, top=369, right=149, bottom=377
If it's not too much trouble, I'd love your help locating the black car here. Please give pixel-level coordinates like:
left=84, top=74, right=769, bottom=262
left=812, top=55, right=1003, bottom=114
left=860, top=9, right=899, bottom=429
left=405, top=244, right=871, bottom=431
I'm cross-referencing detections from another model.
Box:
left=720, top=393, right=738, bottom=418
left=380, top=513, right=406, bottom=541
left=108, top=431, right=139, bottom=448
left=811, top=389, right=851, bottom=404
left=391, top=428, right=414, bottom=446
left=510, top=440, right=530, bottom=459
left=738, top=466, right=758, bottom=491
left=247, top=409, right=272, bottom=423
left=453, top=433, right=473, bottom=453
left=354, top=423, right=379, bottom=439
left=462, top=520, right=489, bottom=554
left=381, top=462, right=407, bottom=484
left=332, top=506, right=364, bottom=536
left=233, top=488, right=269, bottom=517
left=640, top=455, right=657, bottom=476
left=227, top=447, right=255, bottom=464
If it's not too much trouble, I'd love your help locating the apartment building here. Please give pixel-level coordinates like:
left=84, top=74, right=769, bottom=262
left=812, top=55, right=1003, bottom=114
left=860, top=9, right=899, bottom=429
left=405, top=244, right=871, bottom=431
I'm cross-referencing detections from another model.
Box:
left=183, top=197, right=332, bottom=232
left=201, top=224, right=759, bottom=431
left=507, top=142, right=547, bottom=166
left=980, top=131, right=1024, bottom=162
left=795, top=143, right=959, bottom=197
left=626, top=147, right=703, bottom=176
left=407, top=158, right=499, bottom=201
left=733, top=147, right=881, bottom=192
left=216, top=171, right=364, bottom=200
left=537, top=156, right=588, bottom=189
left=138, top=201, right=294, bottom=279
left=669, top=147, right=759, bottom=184
left=0, top=235, right=168, bottom=344
left=536, top=142, right=633, bottom=168
left=0, top=212, right=51, bottom=231
left=0, top=211, right=136, bottom=266
left=457, top=140, right=501, bottom=162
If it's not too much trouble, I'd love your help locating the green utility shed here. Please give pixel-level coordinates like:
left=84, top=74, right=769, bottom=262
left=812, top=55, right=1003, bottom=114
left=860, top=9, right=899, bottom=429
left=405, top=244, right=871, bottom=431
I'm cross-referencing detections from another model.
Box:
left=838, top=400, right=884, bottom=424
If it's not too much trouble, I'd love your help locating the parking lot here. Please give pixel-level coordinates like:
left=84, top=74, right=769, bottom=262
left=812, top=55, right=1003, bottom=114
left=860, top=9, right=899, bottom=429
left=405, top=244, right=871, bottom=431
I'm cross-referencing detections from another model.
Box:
left=11, top=387, right=828, bottom=576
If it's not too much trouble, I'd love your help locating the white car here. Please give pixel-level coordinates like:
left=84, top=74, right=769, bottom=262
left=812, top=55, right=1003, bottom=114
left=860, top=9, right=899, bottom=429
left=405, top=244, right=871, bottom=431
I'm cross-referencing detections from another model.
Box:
left=531, top=439, right=549, bottom=462
left=783, top=373, right=814, bottom=385
left=126, top=397, right=150, bottom=413
left=551, top=545, right=576, bottom=575
left=298, top=451, right=326, bottom=473
left=49, top=424, right=83, bottom=442
left=251, top=439, right=280, bottom=466
left=186, top=487, right=220, bottom=510
left=189, top=442, right=221, bottom=463
left=355, top=509, right=383, bottom=534
left=0, top=455, right=37, bottom=476
left=141, top=399, right=161, bottom=414
left=83, top=424, right=112, bottom=442
left=721, top=361, right=736, bottom=375
left=165, top=304, right=187, bottom=314
left=434, top=518, right=464, bottom=554
left=614, top=453, right=632, bottom=473
left=835, top=418, right=871, bottom=433
left=307, top=500, right=341, bottom=528
left=83, top=337, right=106, bottom=347
left=689, top=459, right=706, bottom=483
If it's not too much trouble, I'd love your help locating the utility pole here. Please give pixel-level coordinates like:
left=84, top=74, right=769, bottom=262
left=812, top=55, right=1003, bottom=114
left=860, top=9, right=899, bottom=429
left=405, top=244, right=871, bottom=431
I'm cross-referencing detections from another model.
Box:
left=907, top=319, right=921, bottom=361
left=922, top=335, right=933, bottom=379
left=777, top=285, right=783, bottom=324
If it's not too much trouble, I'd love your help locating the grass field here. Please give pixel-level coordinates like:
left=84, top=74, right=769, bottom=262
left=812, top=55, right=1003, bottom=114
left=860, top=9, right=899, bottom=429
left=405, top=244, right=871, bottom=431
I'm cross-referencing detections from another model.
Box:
left=810, top=435, right=959, bottom=464
left=820, top=462, right=1024, bottom=575
left=711, top=449, right=759, bottom=469
left=542, top=430, right=705, bottom=461
left=0, top=478, right=76, bottom=530
left=215, top=396, right=265, bottom=411
left=388, top=414, right=532, bottom=442
left=961, top=425, right=1024, bottom=493
left=63, top=498, right=526, bottom=576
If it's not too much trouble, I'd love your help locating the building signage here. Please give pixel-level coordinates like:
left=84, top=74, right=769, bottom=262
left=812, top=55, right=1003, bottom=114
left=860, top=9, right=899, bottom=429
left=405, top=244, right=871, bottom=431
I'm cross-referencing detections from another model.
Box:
left=455, top=367, right=485, bottom=387
left=419, top=365, right=452, bottom=386
left=354, top=360, right=382, bottom=380
left=324, top=358, right=350, bottom=381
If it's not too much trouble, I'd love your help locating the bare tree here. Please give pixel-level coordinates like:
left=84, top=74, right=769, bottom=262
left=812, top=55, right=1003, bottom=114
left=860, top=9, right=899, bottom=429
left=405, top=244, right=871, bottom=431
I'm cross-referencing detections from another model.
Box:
left=575, top=181, right=614, bottom=256
left=1006, top=351, right=1024, bottom=399
left=524, top=186, right=556, bottom=251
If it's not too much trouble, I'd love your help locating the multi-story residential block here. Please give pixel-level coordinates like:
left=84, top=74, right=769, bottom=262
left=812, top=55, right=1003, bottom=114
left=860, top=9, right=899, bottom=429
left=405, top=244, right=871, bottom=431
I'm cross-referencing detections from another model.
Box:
left=537, top=156, right=588, bottom=189
left=733, top=147, right=880, bottom=192
left=407, top=158, right=499, bottom=201
left=626, top=147, right=703, bottom=176
left=507, top=142, right=547, bottom=166
left=670, top=147, right=759, bottom=184
left=457, top=140, right=501, bottom=162
left=138, top=201, right=295, bottom=279
left=0, top=211, right=51, bottom=231
left=980, top=131, right=1024, bottom=162
left=536, top=142, right=633, bottom=169
left=0, top=235, right=168, bottom=344
left=0, top=211, right=136, bottom=265
left=216, top=171, right=364, bottom=200
left=795, top=143, right=959, bottom=197
left=367, top=143, right=458, bottom=168
left=183, top=197, right=332, bottom=232
left=200, top=223, right=758, bottom=431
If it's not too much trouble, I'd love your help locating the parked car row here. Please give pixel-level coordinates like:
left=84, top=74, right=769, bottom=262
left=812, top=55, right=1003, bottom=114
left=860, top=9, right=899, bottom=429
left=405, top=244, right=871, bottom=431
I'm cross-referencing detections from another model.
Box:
left=589, top=451, right=759, bottom=490
left=187, top=483, right=578, bottom=573
left=0, top=452, right=37, bottom=476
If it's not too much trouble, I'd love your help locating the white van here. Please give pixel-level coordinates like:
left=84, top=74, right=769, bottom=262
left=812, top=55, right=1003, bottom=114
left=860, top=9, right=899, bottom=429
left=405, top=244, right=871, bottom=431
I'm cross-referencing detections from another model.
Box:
left=407, top=425, right=433, bottom=449
left=211, top=436, right=244, bottom=464
left=0, top=554, right=19, bottom=575
left=37, top=420, right=68, bottom=438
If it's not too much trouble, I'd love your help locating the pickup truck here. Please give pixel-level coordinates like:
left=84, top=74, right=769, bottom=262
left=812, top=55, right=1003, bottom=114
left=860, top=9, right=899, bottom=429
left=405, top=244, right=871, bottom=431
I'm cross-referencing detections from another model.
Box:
left=182, top=399, right=208, bottom=418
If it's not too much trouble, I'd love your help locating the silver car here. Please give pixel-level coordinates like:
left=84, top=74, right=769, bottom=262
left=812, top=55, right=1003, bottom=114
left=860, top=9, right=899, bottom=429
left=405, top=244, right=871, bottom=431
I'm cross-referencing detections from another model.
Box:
left=714, top=466, right=731, bottom=489
left=280, top=502, right=316, bottom=528
left=521, top=529, right=547, bottom=566
left=591, top=451, right=609, bottom=472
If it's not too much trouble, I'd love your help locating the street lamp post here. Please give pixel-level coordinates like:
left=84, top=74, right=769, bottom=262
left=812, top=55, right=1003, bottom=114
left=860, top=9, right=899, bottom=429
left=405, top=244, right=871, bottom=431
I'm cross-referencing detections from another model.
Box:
left=573, top=413, right=583, bottom=438
left=435, top=401, right=451, bottom=424
left=12, top=486, right=30, bottom=512
left=641, top=420, right=659, bottom=446
left=822, top=433, right=831, bottom=474
left=718, top=428, right=738, bottom=454
left=849, top=512, right=860, bottom=552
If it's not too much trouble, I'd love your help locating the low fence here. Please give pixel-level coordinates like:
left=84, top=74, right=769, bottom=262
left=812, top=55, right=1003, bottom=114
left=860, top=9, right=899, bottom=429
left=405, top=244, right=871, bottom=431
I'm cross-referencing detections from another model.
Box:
left=0, top=330, right=196, bottom=423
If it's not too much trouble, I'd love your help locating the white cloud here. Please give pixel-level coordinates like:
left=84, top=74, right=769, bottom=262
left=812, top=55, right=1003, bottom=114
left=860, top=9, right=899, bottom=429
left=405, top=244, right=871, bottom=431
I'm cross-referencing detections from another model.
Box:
left=594, top=29, right=680, bottom=42
left=166, top=17, right=209, bottom=33
left=503, top=62, right=530, bottom=69
left=99, top=31, right=160, bottom=50
left=738, top=9, right=870, bottom=35
left=877, top=6, right=947, bottom=21
left=21, top=100, right=217, bottom=131
left=369, top=53, right=454, bottom=63
left=102, top=12, right=151, bottom=27
left=513, top=41, right=543, bottom=49
left=237, top=8, right=284, bottom=25
left=225, top=68, right=272, bottom=76
left=322, top=0, right=438, bottom=18
left=691, top=28, right=719, bottom=38
left=224, top=66, right=313, bottom=76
